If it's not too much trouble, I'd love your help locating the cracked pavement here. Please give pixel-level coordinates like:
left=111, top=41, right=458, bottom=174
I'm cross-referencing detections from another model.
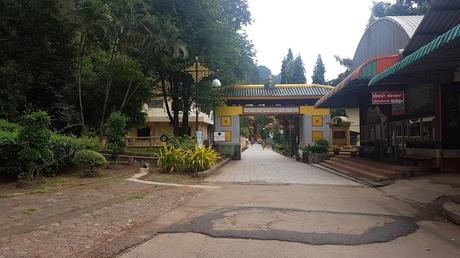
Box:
left=120, top=147, right=460, bottom=258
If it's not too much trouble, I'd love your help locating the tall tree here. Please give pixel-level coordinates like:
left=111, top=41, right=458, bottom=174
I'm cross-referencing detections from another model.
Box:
left=327, top=55, right=352, bottom=86
left=0, top=0, right=77, bottom=128
left=311, top=54, right=326, bottom=85
left=368, top=0, right=432, bottom=27
left=75, top=0, right=110, bottom=132
left=257, top=65, right=272, bottom=83
left=280, top=49, right=294, bottom=84
left=291, top=56, right=306, bottom=84
left=142, top=0, right=255, bottom=136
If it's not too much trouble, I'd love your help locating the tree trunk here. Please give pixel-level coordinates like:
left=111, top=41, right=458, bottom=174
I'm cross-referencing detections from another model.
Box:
left=181, top=81, right=192, bottom=136
left=77, top=33, right=87, bottom=133
left=99, top=36, right=119, bottom=138
left=170, top=74, right=180, bottom=136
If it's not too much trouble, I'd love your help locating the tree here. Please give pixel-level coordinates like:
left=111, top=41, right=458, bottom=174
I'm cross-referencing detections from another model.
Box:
left=312, top=54, right=326, bottom=85
left=327, top=55, right=352, bottom=86
left=0, top=0, right=77, bottom=128
left=280, top=49, right=294, bottom=84
left=17, top=111, right=54, bottom=180
left=291, top=56, right=307, bottom=84
left=105, top=112, right=127, bottom=162
left=257, top=65, right=272, bottom=83
left=368, top=0, right=432, bottom=27
left=74, top=0, right=110, bottom=132
left=142, top=0, right=255, bottom=136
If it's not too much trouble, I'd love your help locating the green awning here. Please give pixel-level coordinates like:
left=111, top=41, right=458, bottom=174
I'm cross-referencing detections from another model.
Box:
left=369, top=23, right=460, bottom=86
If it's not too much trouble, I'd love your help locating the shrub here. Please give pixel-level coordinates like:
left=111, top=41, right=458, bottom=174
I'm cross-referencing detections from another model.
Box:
left=17, top=111, right=54, bottom=180
left=0, top=119, right=20, bottom=132
left=315, top=139, right=329, bottom=147
left=166, top=134, right=196, bottom=150
left=0, top=129, right=21, bottom=180
left=157, top=146, right=189, bottom=173
left=105, top=112, right=127, bottom=162
left=189, top=146, right=219, bottom=172
left=73, top=150, right=108, bottom=177
left=50, top=134, right=102, bottom=171
left=158, top=146, right=219, bottom=173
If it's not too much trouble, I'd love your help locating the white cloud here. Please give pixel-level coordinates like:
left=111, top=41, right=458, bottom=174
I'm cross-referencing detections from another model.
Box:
left=245, top=0, right=374, bottom=81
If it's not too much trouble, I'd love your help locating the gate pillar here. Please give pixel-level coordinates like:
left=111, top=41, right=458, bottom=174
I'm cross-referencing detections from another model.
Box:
left=214, top=106, right=243, bottom=160
left=299, top=106, right=331, bottom=145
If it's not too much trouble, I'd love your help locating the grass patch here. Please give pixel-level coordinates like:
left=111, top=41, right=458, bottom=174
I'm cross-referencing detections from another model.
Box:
left=23, top=207, right=38, bottom=215
left=124, top=147, right=159, bottom=157
left=127, top=194, right=145, bottom=200
left=141, top=168, right=205, bottom=185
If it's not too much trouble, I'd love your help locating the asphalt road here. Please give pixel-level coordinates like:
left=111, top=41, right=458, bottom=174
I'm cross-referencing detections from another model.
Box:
left=121, top=146, right=460, bottom=258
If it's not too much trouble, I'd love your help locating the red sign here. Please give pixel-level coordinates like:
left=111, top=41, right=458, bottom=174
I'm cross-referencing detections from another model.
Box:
left=372, top=91, right=405, bottom=105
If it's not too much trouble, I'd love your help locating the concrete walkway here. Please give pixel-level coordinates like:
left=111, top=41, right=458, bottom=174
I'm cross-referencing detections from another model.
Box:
left=206, top=144, right=358, bottom=185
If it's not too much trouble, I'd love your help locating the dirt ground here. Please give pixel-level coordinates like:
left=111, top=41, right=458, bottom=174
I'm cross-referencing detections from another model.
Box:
left=0, top=166, right=200, bottom=258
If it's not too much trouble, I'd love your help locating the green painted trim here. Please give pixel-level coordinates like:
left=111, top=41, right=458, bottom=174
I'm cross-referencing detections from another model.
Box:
left=369, top=24, right=460, bottom=85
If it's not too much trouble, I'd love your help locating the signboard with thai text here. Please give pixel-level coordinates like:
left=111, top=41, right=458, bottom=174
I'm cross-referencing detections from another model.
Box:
left=372, top=91, right=405, bottom=105
left=213, top=132, right=226, bottom=142
left=243, top=107, right=299, bottom=114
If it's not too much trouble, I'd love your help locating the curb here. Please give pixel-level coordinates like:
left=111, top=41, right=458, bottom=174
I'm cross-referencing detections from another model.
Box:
left=192, top=158, right=232, bottom=178
left=442, top=201, right=460, bottom=225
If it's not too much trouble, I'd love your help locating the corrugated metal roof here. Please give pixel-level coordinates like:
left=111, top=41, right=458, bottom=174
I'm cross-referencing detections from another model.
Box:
left=403, top=0, right=460, bottom=55
left=385, top=16, right=424, bottom=38
left=221, top=85, right=332, bottom=98
left=369, top=23, right=460, bottom=86
left=351, top=16, right=423, bottom=70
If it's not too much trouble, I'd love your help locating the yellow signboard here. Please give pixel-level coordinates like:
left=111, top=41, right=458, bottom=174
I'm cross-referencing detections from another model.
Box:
left=312, top=131, right=323, bottom=142
left=312, top=115, right=323, bottom=127
left=225, top=131, right=232, bottom=142
left=221, top=116, right=232, bottom=127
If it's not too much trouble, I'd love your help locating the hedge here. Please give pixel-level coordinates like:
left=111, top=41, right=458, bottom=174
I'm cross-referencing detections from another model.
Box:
left=0, top=119, right=103, bottom=181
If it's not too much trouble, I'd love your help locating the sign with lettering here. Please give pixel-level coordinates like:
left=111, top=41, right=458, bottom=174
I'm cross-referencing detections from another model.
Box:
left=372, top=91, right=405, bottom=105
left=243, top=107, right=299, bottom=114
left=214, top=131, right=226, bottom=142
left=196, top=131, right=203, bottom=148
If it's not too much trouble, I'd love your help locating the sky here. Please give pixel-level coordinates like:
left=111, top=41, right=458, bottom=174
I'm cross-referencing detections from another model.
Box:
left=245, top=0, right=376, bottom=82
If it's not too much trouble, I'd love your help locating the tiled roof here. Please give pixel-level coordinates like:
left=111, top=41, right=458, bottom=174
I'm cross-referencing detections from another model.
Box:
left=221, top=84, right=333, bottom=98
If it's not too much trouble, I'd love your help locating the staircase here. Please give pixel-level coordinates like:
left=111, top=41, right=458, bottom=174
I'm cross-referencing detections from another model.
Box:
left=318, top=156, right=426, bottom=186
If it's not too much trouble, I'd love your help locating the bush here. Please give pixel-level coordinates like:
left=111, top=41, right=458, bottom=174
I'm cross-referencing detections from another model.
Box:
left=50, top=134, right=102, bottom=171
left=73, top=150, right=108, bottom=177
left=17, top=111, right=54, bottom=180
left=189, top=146, right=219, bottom=172
left=308, top=144, right=328, bottom=154
left=105, top=112, right=127, bottom=162
left=0, top=119, right=20, bottom=132
left=315, top=139, right=329, bottom=147
left=0, top=115, right=103, bottom=181
left=166, top=134, right=196, bottom=150
left=0, top=129, right=21, bottom=180
left=158, top=146, right=189, bottom=173
left=158, top=146, right=219, bottom=173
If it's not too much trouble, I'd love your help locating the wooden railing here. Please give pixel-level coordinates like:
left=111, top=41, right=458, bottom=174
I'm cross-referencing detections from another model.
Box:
left=125, top=136, right=164, bottom=147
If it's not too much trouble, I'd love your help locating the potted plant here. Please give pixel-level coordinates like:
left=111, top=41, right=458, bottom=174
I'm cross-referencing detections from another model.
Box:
left=334, top=147, right=341, bottom=155
left=305, top=140, right=329, bottom=164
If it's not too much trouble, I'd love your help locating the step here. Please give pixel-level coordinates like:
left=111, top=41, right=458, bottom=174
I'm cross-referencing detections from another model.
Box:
left=336, top=156, right=429, bottom=174
left=329, top=157, right=409, bottom=179
left=321, top=160, right=390, bottom=183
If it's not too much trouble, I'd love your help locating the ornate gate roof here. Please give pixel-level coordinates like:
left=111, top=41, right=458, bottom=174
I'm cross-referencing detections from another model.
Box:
left=221, top=84, right=333, bottom=100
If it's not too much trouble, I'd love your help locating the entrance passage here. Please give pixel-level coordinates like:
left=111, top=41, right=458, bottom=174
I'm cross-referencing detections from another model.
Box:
left=206, top=145, right=358, bottom=185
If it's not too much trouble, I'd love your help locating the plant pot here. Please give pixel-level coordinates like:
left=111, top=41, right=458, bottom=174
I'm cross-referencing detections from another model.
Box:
left=302, top=151, right=309, bottom=163
left=308, top=153, right=329, bottom=164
